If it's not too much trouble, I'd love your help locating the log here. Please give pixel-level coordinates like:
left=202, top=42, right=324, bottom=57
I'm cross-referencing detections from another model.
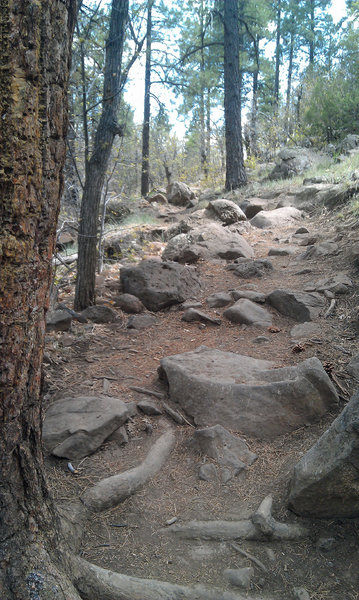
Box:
left=72, top=556, right=268, bottom=600
left=81, top=426, right=175, bottom=512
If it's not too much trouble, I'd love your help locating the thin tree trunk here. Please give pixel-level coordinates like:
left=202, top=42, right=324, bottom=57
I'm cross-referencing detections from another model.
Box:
left=0, top=0, right=78, bottom=597
left=141, top=0, right=154, bottom=197
left=285, top=30, right=294, bottom=135
left=309, top=0, right=315, bottom=64
left=224, top=0, right=247, bottom=190
left=74, top=0, right=128, bottom=311
left=274, top=0, right=281, bottom=108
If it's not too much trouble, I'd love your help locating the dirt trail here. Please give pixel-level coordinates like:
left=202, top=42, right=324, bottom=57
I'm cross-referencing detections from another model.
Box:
left=45, top=206, right=359, bottom=599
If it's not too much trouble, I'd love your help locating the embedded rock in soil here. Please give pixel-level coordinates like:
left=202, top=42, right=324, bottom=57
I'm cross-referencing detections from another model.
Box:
left=297, top=241, right=339, bottom=260
left=288, top=389, right=359, bottom=518
left=226, top=258, right=274, bottom=279
left=114, top=293, right=145, bottom=313
left=43, top=396, right=131, bottom=460
left=206, top=292, right=232, bottom=308
left=347, top=353, right=359, bottom=379
left=250, top=207, right=302, bottom=229
left=267, top=289, right=325, bottom=322
left=304, top=273, right=353, bottom=295
left=137, top=400, right=163, bottom=416
left=181, top=308, right=221, bottom=325
left=120, top=259, right=201, bottom=311
left=231, top=289, right=266, bottom=303
left=290, top=322, right=321, bottom=340
left=167, top=181, right=196, bottom=207
left=223, top=299, right=272, bottom=327
left=162, top=223, right=254, bottom=263
left=127, top=314, right=157, bottom=330
left=205, top=199, right=246, bottom=225
left=241, top=197, right=268, bottom=219
left=268, top=246, right=297, bottom=256
left=160, top=347, right=338, bottom=439
left=223, top=567, right=254, bottom=589
left=80, top=305, right=118, bottom=323
left=190, top=425, right=257, bottom=477
left=46, top=309, right=72, bottom=332
left=198, top=463, right=218, bottom=481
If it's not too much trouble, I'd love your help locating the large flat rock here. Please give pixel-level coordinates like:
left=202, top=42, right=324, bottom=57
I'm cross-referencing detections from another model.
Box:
left=288, top=389, right=359, bottom=518
left=267, top=289, right=325, bottom=322
left=250, top=207, right=302, bottom=229
left=43, top=396, right=131, bottom=460
left=120, top=259, right=201, bottom=311
left=160, top=347, right=338, bottom=439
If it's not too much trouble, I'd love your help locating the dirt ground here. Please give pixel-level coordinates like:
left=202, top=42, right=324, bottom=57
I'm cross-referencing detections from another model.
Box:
left=44, top=203, right=359, bottom=599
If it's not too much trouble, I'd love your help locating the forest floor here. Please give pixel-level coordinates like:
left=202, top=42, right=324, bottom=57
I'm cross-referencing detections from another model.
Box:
left=44, top=188, right=359, bottom=599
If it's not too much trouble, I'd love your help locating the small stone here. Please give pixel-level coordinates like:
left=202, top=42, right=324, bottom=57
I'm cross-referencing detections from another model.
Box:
left=181, top=308, right=221, bottom=325
left=137, top=400, right=162, bottom=416
left=231, top=289, right=266, bottom=303
left=46, top=310, right=72, bottom=332
left=293, top=587, right=310, bottom=600
left=295, top=227, right=309, bottom=234
left=198, top=463, right=218, bottom=481
left=114, top=293, right=145, bottom=314
left=265, top=548, right=276, bottom=561
left=81, top=305, right=118, bottom=324
left=253, top=336, right=270, bottom=344
left=316, top=537, right=336, bottom=552
left=127, top=314, right=157, bottom=330
left=180, top=300, right=202, bottom=310
left=268, top=246, right=297, bottom=256
left=206, top=292, right=232, bottom=308
left=223, top=567, right=254, bottom=589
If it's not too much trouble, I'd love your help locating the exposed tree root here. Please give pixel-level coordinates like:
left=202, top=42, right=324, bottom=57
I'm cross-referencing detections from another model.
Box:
left=167, top=495, right=308, bottom=541
left=72, top=556, right=269, bottom=600
left=80, top=425, right=176, bottom=511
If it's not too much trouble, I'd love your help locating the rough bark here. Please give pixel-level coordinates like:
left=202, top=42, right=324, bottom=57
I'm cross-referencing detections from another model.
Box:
left=224, top=0, right=247, bottom=190
left=274, top=0, right=281, bottom=108
left=0, top=0, right=78, bottom=597
left=74, top=0, right=128, bottom=311
left=140, top=0, right=153, bottom=197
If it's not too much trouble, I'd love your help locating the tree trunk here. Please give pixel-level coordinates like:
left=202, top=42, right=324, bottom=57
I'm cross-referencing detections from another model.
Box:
left=285, top=29, right=294, bottom=136
left=274, top=0, right=281, bottom=108
left=74, top=0, right=128, bottom=311
left=0, top=0, right=79, bottom=597
left=141, top=0, right=154, bottom=197
left=224, top=0, right=247, bottom=190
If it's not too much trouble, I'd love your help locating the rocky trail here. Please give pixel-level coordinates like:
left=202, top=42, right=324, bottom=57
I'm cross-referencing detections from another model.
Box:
left=44, top=183, right=359, bottom=600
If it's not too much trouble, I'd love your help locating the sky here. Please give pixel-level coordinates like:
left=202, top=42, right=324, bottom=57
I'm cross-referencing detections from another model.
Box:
left=124, top=0, right=349, bottom=135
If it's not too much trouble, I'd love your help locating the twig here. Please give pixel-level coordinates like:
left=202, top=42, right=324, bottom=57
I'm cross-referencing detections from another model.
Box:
left=230, top=542, right=267, bottom=573
left=129, top=386, right=164, bottom=400
left=324, top=299, right=336, bottom=318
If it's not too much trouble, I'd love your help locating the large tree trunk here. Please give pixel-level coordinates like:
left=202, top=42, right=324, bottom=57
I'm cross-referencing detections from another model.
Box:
left=74, top=0, right=128, bottom=311
left=141, top=0, right=154, bottom=197
left=0, top=0, right=79, bottom=597
left=224, top=0, right=246, bottom=191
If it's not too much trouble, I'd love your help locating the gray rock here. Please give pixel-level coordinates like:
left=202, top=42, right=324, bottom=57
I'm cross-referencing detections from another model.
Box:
left=268, top=246, right=297, bottom=256
left=163, top=223, right=254, bottom=263
left=224, top=299, right=272, bottom=327
left=227, top=258, right=274, bottom=279
left=206, top=199, right=246, bottom=225
left=253, top=336, right=270, bottom=343
left=46, top=309, right=72, bottom=332
left=346, top=353, right=359, bottom=379
left=191, top=425, right=257, bottom=476
left=148, top=192, right=168, bottom=205
left=267, top=289, right=325, bottom=322
left=242, top=198, right=268, bottom=219
left=295, top=227, right=309, bottom=234
left=297, top=241, right=339, bottom=260
left=268, top=147, right=311, bottom=180
left=180, top=300, right=202, bottom=310
left=43, top=396, right=131, bottom=460
left=288, top=388, right=359, bottom=518
left=114, top=293, right=145, bottom=313
left=120, top=259, right=201, bottom=311
left=231, top=289, right=266, bottom=303
left=312, top=274, right=353, bottom=295
left=223, top=567, right=254, bottom=589
left=181, top=308, right=221, bottom=325
left=127, top=314, right=157, bottom=330
left=290, top=322, right=321, bottom=340
left=81, top=305, right=118, bottom=323
left=206, top=292, right=232, bottom=308
left=338, top=133, right=359, bottom=153
left=137, top=400, right=163, bottom=415
left=107, top=425, right=129, bottom=446
left=160, top=347, right=338, bottom=439
left=293, top=588, right=311, bottom=600
left=316, top=537, right=336, bottom=552
left=198, top=463, right=218, bottom=482
left=250, top=207, right=302, bottom=229
left=167, top=181, right=196, bottom=207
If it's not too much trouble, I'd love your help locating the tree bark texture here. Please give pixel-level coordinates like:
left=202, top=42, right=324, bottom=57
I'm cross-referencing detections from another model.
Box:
left=74, top=0, right=128, bottom=311
left=0, top=0, right=78, bottom=597
left=224, top=0, right=247, bottom=190
left=274, top=0, right=281, bottom=107
left=140, top=0, right=153, bottom=197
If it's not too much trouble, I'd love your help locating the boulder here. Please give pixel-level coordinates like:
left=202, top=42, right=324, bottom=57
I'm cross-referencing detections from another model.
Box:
left=104, top=198, right=131, bottom=223
left=231, top=289, right=266, bottom=303
left=114, top=293, right=145, bottom=313
left=162, top=223, right=254, bottom=263
left=288, top=389, right=359, bottom=518
left=167, top=181, right=196, bottom=207
left=297, top=241, right=339, bottom=260
left=190, top=425, right=257, bottom=473
left=223, top=299, right=272, bottom=327
left=80, top=305, right=118, bottom=323
left=267, top=289, right=325, bottom=322
left=160, top=347, right=338, bottom=439
left=206, top=199, right=246, bottom=225
left=43, top=396, right=131, bottom=460
left=227, top=258, right=273, bottom=279
left=268, top=148, right=311, bottom=180
left=206, top=292, right=232, bottom=308
left=346, top=354, right=359, bottom=379
left=148, top=192, right=168, bottom=205
left=120, top=259, right=201, bottom=311
left=241, top=198, right=268, bottom=219
left=127, top=314, right=157, bottom=330
left=46, top=309, right=72, bottom=332
left=338, top=134, right=359, bottom=153
left=250, top=207, right=302, bottom=229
